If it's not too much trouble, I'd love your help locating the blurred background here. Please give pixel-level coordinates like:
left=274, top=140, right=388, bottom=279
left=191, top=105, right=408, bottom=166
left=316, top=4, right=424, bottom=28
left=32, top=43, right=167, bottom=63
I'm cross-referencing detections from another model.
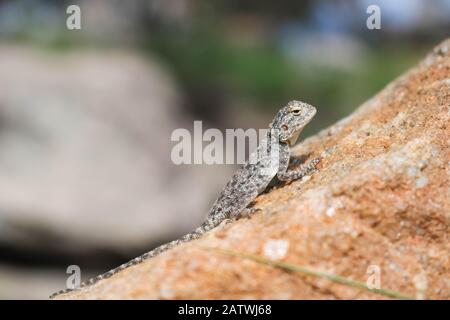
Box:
left=0, top=0, right=448, bottom=299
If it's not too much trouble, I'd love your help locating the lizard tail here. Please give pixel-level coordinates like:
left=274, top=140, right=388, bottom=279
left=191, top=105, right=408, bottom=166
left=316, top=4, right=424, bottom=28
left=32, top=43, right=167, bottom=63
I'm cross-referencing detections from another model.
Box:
left=49, top=217, right=221, bottom=299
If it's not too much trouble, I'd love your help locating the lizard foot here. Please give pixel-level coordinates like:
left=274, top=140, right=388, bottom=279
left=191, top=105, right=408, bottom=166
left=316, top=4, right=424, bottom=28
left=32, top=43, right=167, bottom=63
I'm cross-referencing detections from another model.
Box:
left=238, top=207, right=262, bottom=219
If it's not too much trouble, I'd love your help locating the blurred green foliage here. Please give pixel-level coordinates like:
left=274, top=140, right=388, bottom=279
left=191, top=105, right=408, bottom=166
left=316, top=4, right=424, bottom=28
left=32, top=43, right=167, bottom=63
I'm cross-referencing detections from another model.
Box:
left=6, top=1, right=432, bottom=133
left=146, top=29, right=297, bottom=104
left=145, top=26, right=428, bottom=131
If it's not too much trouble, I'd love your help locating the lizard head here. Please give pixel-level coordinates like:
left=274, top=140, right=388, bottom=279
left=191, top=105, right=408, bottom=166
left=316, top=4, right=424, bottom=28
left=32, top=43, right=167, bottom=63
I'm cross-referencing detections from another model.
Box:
left=270, top=100, right=317, bottom=146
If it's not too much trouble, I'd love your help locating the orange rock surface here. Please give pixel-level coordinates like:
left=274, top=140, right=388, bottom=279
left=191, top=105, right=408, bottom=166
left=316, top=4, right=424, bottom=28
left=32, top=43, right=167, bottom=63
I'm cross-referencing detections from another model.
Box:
left=55, top=39, right=449, bottom=300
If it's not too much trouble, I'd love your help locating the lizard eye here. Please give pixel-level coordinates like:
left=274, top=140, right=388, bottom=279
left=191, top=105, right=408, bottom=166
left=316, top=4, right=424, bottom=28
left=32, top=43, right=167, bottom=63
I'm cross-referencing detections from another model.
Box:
left=291, top=108, right=302, bottom=115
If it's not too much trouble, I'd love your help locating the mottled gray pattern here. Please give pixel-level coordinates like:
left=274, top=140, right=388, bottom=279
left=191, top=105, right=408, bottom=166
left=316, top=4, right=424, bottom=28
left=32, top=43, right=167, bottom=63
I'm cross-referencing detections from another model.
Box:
left=50, top=100, right=320, bottom=299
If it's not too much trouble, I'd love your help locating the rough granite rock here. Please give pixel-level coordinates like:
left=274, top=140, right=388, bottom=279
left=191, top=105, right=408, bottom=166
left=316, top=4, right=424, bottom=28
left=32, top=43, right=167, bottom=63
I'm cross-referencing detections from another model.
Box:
left=56, top=39, right=449, bottom=300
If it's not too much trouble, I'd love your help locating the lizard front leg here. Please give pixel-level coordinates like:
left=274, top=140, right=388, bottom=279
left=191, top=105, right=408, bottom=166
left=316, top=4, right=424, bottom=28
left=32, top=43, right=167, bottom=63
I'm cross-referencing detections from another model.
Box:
left=276, top=143, right=320, bottom=182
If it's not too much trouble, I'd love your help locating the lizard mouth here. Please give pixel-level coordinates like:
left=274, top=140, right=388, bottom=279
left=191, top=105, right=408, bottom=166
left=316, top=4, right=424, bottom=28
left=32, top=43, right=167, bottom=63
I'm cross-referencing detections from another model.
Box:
left=286, top=129, right=302, bottom=146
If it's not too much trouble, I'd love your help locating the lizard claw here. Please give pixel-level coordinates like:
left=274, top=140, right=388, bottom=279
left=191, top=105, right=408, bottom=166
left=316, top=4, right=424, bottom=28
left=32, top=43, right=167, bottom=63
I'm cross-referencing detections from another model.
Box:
left=239, top=207, right=262, bottom=219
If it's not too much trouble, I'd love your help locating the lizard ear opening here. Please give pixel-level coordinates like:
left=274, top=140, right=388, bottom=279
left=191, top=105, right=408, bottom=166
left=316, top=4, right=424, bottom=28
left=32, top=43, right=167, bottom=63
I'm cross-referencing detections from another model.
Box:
left=281, top=124, right=289, bottom=131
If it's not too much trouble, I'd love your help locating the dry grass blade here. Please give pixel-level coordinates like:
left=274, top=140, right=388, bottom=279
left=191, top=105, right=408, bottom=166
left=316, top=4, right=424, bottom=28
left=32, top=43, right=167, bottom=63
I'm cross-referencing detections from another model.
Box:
left=204, top=247, right=415, bottom=300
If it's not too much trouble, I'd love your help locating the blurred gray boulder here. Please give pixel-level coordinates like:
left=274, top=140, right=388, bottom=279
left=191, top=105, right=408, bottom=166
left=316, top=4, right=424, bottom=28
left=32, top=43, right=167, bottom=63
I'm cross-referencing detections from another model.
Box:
left=0, top=45, right=231, bottom=257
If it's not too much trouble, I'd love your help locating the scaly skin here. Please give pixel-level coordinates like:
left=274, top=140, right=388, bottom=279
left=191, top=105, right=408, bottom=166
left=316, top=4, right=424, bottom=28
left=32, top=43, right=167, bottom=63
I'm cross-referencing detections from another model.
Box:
left=50, top=100, right=320, bottom=299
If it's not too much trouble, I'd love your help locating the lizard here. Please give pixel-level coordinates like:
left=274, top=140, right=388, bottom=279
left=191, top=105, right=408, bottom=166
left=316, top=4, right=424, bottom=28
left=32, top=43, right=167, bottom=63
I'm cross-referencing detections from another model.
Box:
left=50, top=100, right=321, bottom=299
